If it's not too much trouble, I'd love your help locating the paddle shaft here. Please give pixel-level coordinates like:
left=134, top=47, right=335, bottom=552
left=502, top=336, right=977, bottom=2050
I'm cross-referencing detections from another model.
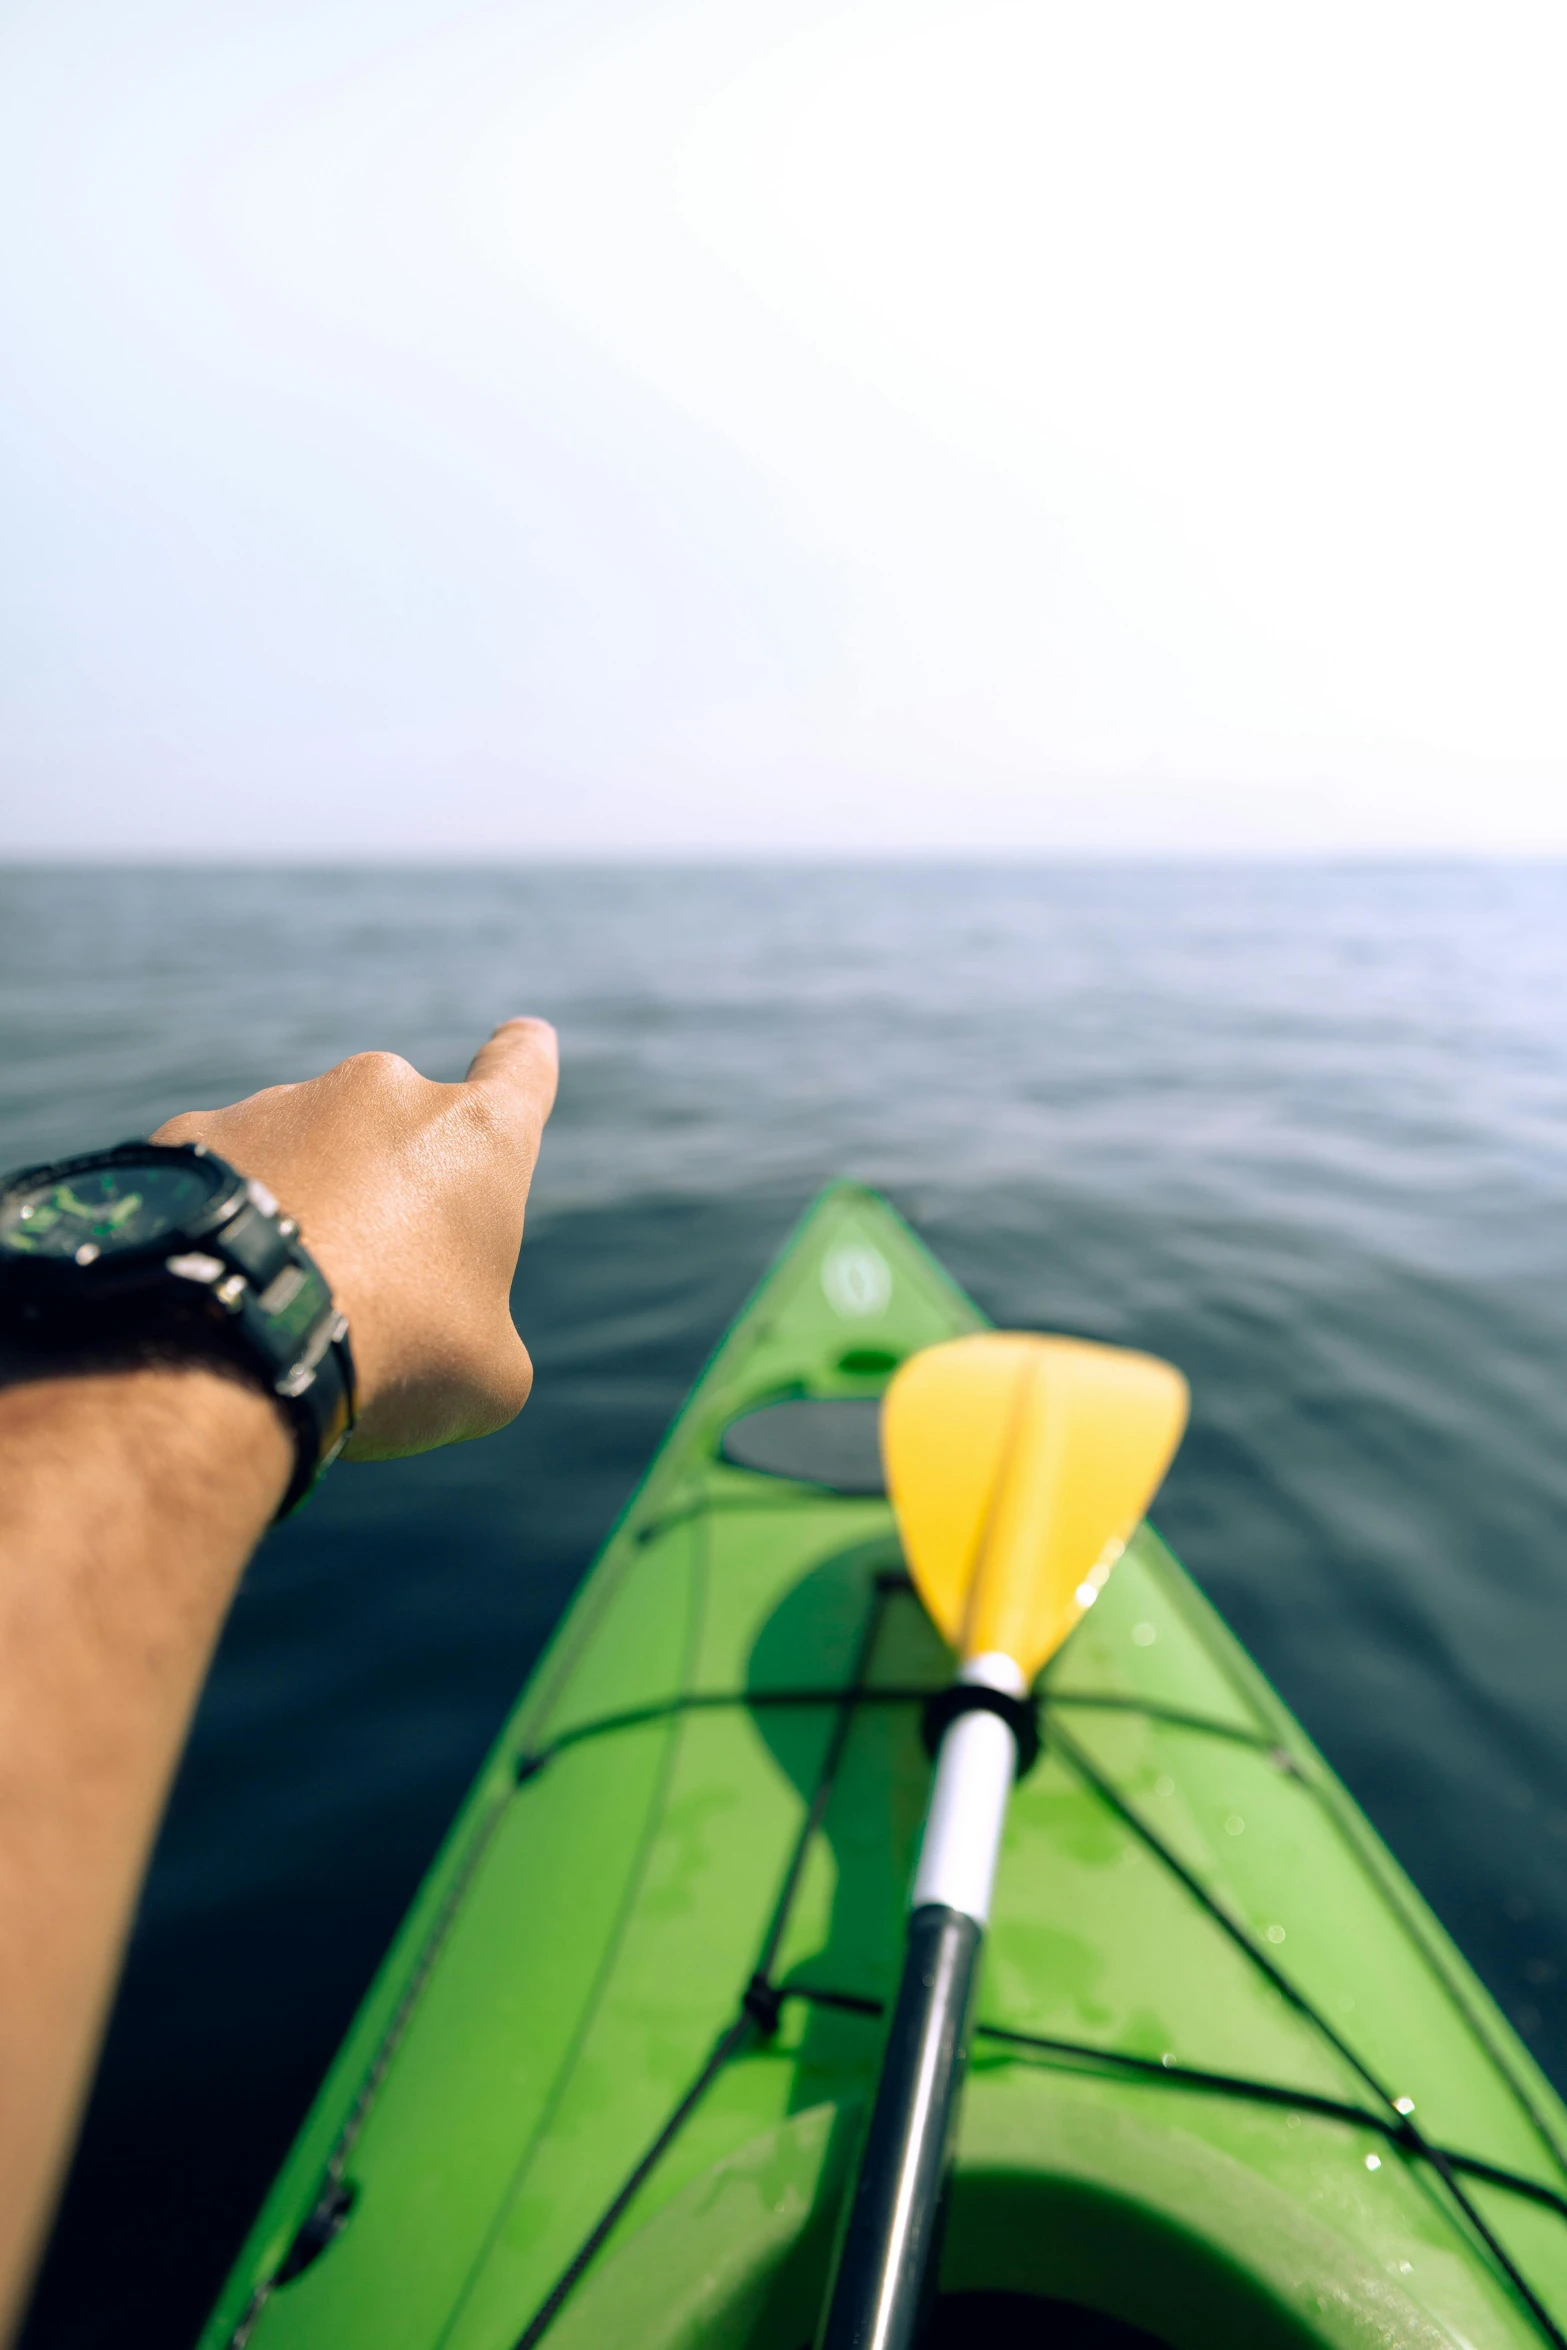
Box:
left=818, top=1695, right=1018, bottom=2350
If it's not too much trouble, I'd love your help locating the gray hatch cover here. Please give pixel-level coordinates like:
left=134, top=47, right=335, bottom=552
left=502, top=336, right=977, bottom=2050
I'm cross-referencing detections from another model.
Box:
left=719, top=1397, right=886, bottom=1495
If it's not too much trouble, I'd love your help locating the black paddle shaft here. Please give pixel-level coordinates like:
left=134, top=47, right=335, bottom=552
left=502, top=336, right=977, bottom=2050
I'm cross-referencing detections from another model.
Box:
left=818, top=1903, right=983, bottom=2350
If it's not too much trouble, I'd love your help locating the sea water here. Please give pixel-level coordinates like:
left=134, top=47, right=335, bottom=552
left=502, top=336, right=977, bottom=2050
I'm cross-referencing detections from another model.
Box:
left=6, top=861, right=1567, bottom=2346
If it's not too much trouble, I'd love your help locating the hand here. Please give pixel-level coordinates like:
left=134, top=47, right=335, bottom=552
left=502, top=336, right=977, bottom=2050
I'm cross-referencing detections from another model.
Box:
left=152, top=1018, right=558, bottom=1459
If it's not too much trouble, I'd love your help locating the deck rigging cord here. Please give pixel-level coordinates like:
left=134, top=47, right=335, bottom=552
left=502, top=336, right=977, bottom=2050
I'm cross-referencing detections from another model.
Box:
left=225, top=1571, right=1567, bottom=2350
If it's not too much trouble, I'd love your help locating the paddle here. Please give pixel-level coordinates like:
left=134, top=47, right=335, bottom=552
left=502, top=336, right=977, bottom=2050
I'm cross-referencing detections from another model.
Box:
left=816, top=1331, right=1189, bottom=2350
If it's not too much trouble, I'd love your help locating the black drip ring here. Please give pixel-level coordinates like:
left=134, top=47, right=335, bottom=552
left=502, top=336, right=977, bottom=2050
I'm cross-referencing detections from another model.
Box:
left=920, top=1682, right=1042, bottom=1779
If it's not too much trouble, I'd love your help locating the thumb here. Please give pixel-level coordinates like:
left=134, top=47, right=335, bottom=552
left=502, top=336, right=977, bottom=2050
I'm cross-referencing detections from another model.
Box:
left=464, top=1017, right=560, bottom=1134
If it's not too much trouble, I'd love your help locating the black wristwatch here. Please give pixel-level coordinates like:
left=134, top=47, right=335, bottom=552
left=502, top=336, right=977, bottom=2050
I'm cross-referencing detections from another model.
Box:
left=0, top=1141, right=355, bottom=1518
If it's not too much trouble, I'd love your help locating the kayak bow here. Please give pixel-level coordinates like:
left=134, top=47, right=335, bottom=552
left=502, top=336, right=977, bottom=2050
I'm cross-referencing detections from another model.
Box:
left=205, top=1184, right=1567, bottom=2350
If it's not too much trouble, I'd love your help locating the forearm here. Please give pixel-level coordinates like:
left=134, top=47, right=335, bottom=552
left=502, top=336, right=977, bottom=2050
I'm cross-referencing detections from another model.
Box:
left=0, top=1365, right=289, bottom=2332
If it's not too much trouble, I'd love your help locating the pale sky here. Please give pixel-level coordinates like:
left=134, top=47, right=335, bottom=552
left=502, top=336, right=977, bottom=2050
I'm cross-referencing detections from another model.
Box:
left=3, top=0, right=1564, bottom=855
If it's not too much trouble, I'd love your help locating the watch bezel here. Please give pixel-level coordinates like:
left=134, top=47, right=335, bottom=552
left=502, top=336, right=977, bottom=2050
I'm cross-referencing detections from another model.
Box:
left=0, top=1142, right=253, bottom=1292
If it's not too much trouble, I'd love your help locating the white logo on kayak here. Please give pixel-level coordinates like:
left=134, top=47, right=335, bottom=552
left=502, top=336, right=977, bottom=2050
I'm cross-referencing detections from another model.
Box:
left=822, top=1241, right=892, bottom=1320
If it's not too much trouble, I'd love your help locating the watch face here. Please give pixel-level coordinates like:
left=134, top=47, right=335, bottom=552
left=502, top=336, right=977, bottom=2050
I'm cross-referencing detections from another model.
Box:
left=0, top=1157, right=225, bottom=1263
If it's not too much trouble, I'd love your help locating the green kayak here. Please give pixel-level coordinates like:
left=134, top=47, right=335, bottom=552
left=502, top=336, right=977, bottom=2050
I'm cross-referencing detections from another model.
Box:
left=203, top=1184, right=1567, bottom=2350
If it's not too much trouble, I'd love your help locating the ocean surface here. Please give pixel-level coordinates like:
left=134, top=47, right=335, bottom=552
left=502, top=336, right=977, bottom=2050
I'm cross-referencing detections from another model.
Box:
left=6, top=860, right=1567, bottom=2347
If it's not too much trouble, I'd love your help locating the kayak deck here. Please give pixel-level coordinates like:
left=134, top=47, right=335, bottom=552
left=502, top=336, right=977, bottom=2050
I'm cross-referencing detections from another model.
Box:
left=204, top=1185, right=1567, bottom=2350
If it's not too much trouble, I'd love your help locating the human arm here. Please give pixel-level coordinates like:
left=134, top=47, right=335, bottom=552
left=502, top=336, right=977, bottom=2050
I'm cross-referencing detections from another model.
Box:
left=0, top=1017, right=558, bottom=2337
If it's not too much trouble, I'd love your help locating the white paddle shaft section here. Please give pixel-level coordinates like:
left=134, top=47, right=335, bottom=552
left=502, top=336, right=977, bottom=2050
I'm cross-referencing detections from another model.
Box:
left=910, top=1653, right=1027, bottom=1925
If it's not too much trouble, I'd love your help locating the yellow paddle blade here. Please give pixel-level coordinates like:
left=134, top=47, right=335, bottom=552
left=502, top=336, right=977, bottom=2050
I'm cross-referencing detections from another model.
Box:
left=881, top=1332, right=1189, bottom=1680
